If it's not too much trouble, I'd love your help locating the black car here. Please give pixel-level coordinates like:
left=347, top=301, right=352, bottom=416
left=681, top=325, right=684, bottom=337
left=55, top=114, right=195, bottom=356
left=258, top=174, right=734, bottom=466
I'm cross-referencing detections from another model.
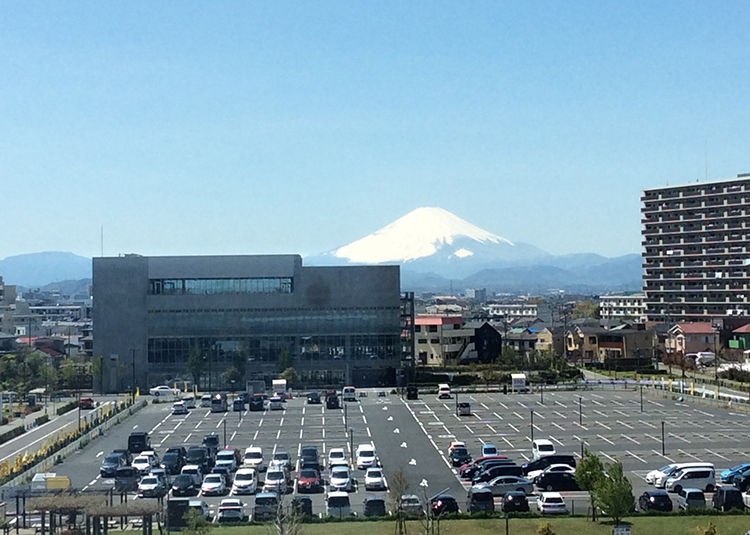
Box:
left=364, top=496, right=387, bottom=517
left=249, top=396, right=264, bottom=411
left=160, top=452, right=185, bottom=475
left=431, top=494, right=459, bottom=516
left=187, top=446, right=213, bottom=471
left=307, top=392, right=321, bottom=404
left=233, top=399, right=245, bottom=411
left=461, top=458, right=514, bottom=479
left=112, top=448, right=133, bottom=465
left=128, top=432, right=151, bottom=454
left=202, top=435, right=220, bottom=456
left=238, top=392, right=251, bottom=404
left=100, top=453, right=126, bottom=477
left=712, top=487, right=744, bottom=511
left=300, top=446, right=320, bottom=470
left=536, top=472, right=580, bottom=492
left=172, top=474, right=198, bottom=496
left=450, top=447, right=472, bottom=467
left=212, top=465, right=233, bottom=485
left=501, top=491, right=530, bottom=513
left=638, top=490, right=673, bottom=512
left=292, top=496, right=314, bottom=518
left=473, top=464, right=523, bottom=483
left=114, top=466, right=140, bottom=493
left=326, top=395, right=340, bottom=409
left=521, top=455, right=577, bottom=476
left=468, top=488, right=495, bottom=513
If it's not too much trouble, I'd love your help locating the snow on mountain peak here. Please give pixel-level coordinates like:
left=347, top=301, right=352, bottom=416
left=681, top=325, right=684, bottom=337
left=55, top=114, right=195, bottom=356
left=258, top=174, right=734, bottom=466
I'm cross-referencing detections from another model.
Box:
left=333, top=207, right=514, bottom=264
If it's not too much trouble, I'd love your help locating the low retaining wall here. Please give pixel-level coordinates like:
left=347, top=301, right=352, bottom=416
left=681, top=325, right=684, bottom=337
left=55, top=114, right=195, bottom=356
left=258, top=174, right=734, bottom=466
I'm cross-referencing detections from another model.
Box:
left=3, top=400, right=148, bottom=488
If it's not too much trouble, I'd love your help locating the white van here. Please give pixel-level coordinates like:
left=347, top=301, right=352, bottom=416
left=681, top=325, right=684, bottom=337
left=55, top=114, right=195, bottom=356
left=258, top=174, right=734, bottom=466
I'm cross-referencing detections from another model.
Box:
left=531, top=439, right=556, bottom=461
left=438, top=384, right=451, bottom=399
left=342, top=386, right=356, bottom=402
left=327, top=491, right=352, bottom=517
left=665, top=467, right=716, bottom=493
left=654, top=462, right=714, bottom=489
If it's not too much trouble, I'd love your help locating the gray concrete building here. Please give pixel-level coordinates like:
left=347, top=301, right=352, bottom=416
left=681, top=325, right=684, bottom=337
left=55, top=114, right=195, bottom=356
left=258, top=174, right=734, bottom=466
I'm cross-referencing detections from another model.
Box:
left=93, top=254, right=404, bottom=392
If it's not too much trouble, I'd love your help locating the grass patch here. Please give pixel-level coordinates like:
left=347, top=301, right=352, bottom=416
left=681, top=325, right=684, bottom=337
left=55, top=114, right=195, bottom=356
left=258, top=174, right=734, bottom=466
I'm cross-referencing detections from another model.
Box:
left=181, top=516, right=750, bottom=535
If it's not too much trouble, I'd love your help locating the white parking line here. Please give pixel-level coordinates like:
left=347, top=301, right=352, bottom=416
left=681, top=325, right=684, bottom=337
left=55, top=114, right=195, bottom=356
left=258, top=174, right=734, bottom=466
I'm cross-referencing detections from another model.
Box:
left=299, top=429, right=303, bottom=439
left=518, top=402, right=528, bottom=409
left=367, top=427, right=372, bottom=437
left=597, top=434, right=615, bottom=445
left=508, top=423, right=520, bottom=433
left=600, top=451, right=617, bottom=463
left=487, top=425, right=497, bottom=433
left=590, top=399, right=605, bottom=406
left=553, top=411, right=567, bottom=419
left=534, top=411, right=546, bottom=419
left=572, top=435, right=589, bottom=446
left=493, top=412, right=504, bottom=420
left=280, top=417, right=284, bottom=427
left=231, top=431, right=236, bottom=441
left=669, top=433, right=690, bottom=444
left=621, top=434, right=640, bottom=445
left=616, top=420, right=634, bottom=430
left=652, top=449, right=674, bottom=462
left=185, top=432, right=192, bottom=441
left=613, top=410, right=629, bottom=417
left=554, top=401, right=567, bottom=408
left=498, top=402, right=508, bottom=409
left=253, top=430, right=258, bottom=441
left=593, top=410, right=608, bottom=418
left=259, top=418, right=264, bottom=427
left=359, top=405, right=364, bottom=413
left=513, top=412, right=524, bottom=420
left=215, top=419, right=223, bottom=429
left=591, top=393, right=604, bottom=399
left=595, top=421, right=611, bottom=430
left=465, top=425, right=475, bottom=434
left=481, top=403, right=490, bottom=410
left=639, top=420, right=657, bottom=429
left=678, top=449, right=702, bottom=461
left=705, top=449, right=731, bottom=461
left=551, top=422, right=565, bottom=432
left=644, top=433, right=661, bottom=443
left=276, top=429, right=281, bottom=439
left=301, top=417, right=305, bottom=426
left=647, top=399, right=664, bottom=407
left=520, top=452, right=530, bottom=461
left=626, top=450, right=648, bottom=464
left=550, top=436, right=564, bottom=447
left=501, top=437, right=513, bottom=448
left=195, top=421, right=201, bottom=429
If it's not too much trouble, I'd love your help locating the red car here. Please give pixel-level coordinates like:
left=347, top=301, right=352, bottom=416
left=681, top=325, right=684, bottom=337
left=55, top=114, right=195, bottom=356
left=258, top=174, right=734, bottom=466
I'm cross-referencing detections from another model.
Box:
left=296, top=468, right=323, bottom=493
left=79, top=397, right=95, bottom=409
left=459, top=455, right=508, bottom=478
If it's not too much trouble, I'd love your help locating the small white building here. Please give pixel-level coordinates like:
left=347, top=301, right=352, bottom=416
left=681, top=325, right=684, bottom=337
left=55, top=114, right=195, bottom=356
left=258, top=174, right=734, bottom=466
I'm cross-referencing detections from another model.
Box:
left=484, top=303, right=538, bottom=319
left=599, top=294, right=646, bottom=323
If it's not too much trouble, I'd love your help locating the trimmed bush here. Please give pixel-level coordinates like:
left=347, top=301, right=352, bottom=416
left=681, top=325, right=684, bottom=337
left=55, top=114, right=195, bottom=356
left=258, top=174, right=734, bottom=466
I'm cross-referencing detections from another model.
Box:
left=0, top=425, right=25, bottom=445
left=34, top=414, right=50, bottom=426
left=56, top=400, right=78, bottom=416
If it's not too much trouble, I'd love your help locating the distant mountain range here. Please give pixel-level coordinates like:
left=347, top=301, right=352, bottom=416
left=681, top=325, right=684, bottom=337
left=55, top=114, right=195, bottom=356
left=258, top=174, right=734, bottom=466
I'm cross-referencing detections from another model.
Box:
left=0, top=209, right=643, bottom=293
left=306, top=207, right=642, bottom=293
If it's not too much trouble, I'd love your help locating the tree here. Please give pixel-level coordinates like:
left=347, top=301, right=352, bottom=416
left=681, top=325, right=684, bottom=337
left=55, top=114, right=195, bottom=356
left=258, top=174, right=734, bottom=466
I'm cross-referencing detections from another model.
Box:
left=575, top=449, right=605, bottom=521
left=277, top=347, right=292, bottom=372
left=231, top=351, right=247, bottom=383
left=223, top=366, right=243, bottom=388
left=481, top=368, right=499, bottom=387
left=388, top=470, right=411, bottom=535
left=182, top=509, right=213, bottom=535
left=279, top=367, right=298, bottom=387
left=571, top=301, right=600, bottom=319
left=187, top=347, right=204, bottom=387
left=498, top=345, right=518, bottom=369
left=592, top=462, right=634, bottom=525
left=269, top=495, right=304, bottom=535
left=60, top=359, right=78, bottom=388
left=91, top=356, right=105, bottom=393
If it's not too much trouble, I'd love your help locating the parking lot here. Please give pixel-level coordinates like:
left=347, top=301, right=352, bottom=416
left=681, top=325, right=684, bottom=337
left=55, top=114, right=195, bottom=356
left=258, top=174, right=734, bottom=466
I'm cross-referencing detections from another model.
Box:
left=39, top=386, right=750, bottom=518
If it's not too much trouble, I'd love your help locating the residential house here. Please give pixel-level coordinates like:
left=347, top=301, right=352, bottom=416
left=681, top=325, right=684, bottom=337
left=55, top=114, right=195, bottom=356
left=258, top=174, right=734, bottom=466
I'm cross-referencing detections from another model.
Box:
left=666, top=323, right=720, bottom=356
left=567, top=324, right=655, bottom=369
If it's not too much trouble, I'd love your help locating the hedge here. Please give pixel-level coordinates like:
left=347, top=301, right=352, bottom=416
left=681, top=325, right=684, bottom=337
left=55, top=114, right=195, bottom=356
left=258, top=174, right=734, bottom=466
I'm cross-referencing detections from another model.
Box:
left=0, top=425, right=25, bottom=445
left=35, top=414, right=50, bottom=426
left=57, top=400, right=78, bottom=416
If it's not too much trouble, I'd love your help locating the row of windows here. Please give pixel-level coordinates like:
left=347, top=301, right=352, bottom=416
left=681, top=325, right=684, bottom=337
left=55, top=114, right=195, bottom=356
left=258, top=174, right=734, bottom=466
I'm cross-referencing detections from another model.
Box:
left=147, top=335, right=399, bottom=364
left=148, top=278, right=293, bottom=296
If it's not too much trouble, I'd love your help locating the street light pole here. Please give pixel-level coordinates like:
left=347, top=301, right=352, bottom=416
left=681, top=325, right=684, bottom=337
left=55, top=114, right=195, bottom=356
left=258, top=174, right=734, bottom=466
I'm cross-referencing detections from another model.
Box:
left=578, top=396, right=582, bottom=426
left=661, top=421, right=666, bottom=456
left=130, top=348, right=137, bottom=400
left=640, top=383, right=644, bottom=413
left=530, top=409, right=534, bottom=442
left=223, top=418, right=227, bottom=448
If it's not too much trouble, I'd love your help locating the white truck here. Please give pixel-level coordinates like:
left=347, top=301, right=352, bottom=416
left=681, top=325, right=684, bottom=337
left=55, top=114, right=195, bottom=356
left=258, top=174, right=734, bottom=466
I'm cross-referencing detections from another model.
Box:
left=272, top=379, right=287, bottom=397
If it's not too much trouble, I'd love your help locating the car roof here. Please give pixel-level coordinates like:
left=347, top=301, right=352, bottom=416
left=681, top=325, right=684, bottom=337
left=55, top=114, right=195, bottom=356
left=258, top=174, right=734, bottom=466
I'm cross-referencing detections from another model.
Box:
left=541, top=492, right=562, bottom=498
left=504, top=491, right=526, bottom=497
left=328, top=491, right=349, bottom=498
left=533, top=439, right=554, bottom=445
left=365, top=496, right=386, bottom=502
left=644, top=490, right=668, bottom=496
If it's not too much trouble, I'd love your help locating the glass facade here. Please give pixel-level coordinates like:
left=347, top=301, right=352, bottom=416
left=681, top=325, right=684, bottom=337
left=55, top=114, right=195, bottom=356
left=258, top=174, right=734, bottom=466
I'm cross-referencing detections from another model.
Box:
left=148, top=277, right=293, bottom=295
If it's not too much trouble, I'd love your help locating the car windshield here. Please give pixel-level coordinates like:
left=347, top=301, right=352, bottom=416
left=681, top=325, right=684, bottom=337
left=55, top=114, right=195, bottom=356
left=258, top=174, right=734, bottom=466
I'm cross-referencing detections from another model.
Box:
left=546, top=497, right=563, bottom=504
left=472, top=492, right=493, bottom=502
left=484, top=446, right=497, bottom=454
left=104, top=454, right=121, bottom=463
left=730, top=464, right=746, bottom=471
left=267, top=471, right=283, bottom=481
left=332, top=468, right=348, bottom=477
left=256, top=497, right=277, bottom=506
left=205, top=475, right=222, bottom=483
left=174, top=476, right=192, bottom=485
left=539, top=444, right=554, bottom=452
left=671, top=470, right=684, bottom=478
left=328, top=496, right=349, bottom=507
left=330, top=451, right=344, bottom=459
left=247, top=451, right=262, bottom=459
left=403, top=498, right=419, bottom=505
left=163, top=453, right=179, bottom=461
left=359, top=450, right=374, bottom=457
left=657, top=464, right=673, bottom=472
left=274, top=452, right=289, bottom=460
left=235, top=472, right=254, bottom=481
left=652, top=495, right=671, bottom=502
left=367, top=470, right=382, bottom=478
left=141, top=477, right=158, bottom=485
left=454, top=448, right=468, bottom=455
left=300, top=470, right=318, bottom=478
left=204, top=436, right=219, bottom=446
left=134, top=457, right=148, bottom=464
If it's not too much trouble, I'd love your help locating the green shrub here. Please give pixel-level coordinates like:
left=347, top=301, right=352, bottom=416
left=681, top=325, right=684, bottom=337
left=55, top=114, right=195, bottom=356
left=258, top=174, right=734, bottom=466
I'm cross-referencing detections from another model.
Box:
left=0, top=425, right=25, bottom=445
left=56, top=400, right=78, bottom=416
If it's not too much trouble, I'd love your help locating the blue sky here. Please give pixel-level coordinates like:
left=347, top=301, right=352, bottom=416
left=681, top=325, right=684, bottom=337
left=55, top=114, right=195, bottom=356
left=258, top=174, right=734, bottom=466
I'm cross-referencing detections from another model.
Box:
left=1, top=1, right=749, bottom=260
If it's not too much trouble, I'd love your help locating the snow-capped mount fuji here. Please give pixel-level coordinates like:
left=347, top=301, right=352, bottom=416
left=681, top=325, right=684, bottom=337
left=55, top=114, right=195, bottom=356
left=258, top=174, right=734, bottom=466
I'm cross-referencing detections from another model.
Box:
left=308, top=207, right=550, bottom=278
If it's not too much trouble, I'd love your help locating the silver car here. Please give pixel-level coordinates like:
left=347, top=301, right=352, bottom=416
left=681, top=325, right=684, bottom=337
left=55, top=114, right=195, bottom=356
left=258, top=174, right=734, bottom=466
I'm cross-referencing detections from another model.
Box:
left=475, top=475, right=534, bottom=496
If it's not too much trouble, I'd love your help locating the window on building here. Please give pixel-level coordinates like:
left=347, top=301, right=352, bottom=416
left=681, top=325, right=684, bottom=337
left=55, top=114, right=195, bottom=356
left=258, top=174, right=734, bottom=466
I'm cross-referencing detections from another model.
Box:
left=588, top=336, right=596, bottom=344
left=430, top=338, right=440, bottom=344
left=414, top=326, right=421, bottom=332
left=428, top=325, right=438, bottom=333
left=417, top=339, right=428, bottom=344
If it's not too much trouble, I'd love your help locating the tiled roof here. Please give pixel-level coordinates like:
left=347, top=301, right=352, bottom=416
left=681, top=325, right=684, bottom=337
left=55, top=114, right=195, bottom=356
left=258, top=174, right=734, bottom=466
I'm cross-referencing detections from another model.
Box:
left=675, top=323, right=716, bottom=334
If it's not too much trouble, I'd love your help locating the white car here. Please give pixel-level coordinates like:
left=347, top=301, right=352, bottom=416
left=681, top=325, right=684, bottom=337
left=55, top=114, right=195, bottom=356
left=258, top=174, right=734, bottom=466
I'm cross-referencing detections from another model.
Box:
left=364, top=468, right=387, bottom=491
left=182, top=396, right=196, bottom=409
left=531, top=439, right=556, bottom=461
left=537, top=492, right=567, bottom=514
left=181, top=465, right=203, bottom=486
left=263, top=466, right=288, bottom=494
left=172, top=401, right=188, bottom=415
left=200, top=394, right=212, bottom=408
left=201, top=473, right=226, bottom=496
left=646, top=463, right=678, bottom=485
left=132, top=455, right=153, bottom=475
left=269, top=396, right=284, bottom=410
left=137, top=475, right=166, bottom=498
left=215, top=499, right=247, bottom=523
left=270, top=451, right=292, bottom=470
left=355, top=445, right=377, bottom=469
left=329, top=466, right=352, bottom=492
left=528, top=464, right=576, bottom=482
left=448, top=441, right=466, bottom=453
left=243, top=447, right=265, bottom=472
left=149, top=385, right=175, bottom=397
left=232, top=468, right=258, bottom=495
left=216, top=450, right=238, bottom=471
left=328, top=448, right=348, bottom=468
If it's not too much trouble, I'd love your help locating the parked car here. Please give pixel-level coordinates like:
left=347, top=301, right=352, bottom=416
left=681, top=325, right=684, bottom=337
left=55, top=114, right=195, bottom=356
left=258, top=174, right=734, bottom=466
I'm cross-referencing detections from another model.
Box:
left=521, top=455, right=576, bottom=477
left=300, top=446, right=320, bottom=471
left=450, top=447, right=472, bottom=467
left=363, top=496, right=387, bottom=517
left=253, top=493, right=279, bottom=522
left=172, top=401, right=188, bottom=415
left=638, top=490, right=673, bottom=512
left=468, top=487, right=495, bottom=513
left=712, top=487, right=744, bottom=511
left=646, top=463, right=679, bottom=485
left=721, top=463, right=750, bottom=484
left=473, top=464, right=523, bottom=483
left=79, top=397, right=95, bottom=409
left=297, top=468, right=323, bottom=493
left=531, top=439, right=556, bottom=460
left=215, top=449, right=239, bottom=471
left=527, top=464, right=576, bottom=482
left=307, top=392, right=321, bottom=404
left=215, top=499, right=247, bottom=523
left=114, top=466, right=140, bottom=493
left=244, top=447, right=265, bottom=472
left=537, top=492, right=567, bottom=514
left=292, top=496, right=314, bottom=518
left=536, top=472, right=580, bottom=492
left=101, top=453, right=126, bottom=477
left=200, top=394, right=212, bottom=407
left=677, top=488, right=706, bottom=510
left=201, top=473, right=226, bottom=496
left=431, top=494, right=459, bottom=515
left=161, top=451, right=185, bottom=475
left=231, top=468, right=258, bottom=495
left=138, top=475, right=167, bottom=498
left=132, top=455, right=154, bottom=475
left=501, top=491, right=530, bottom=513
left=328, top=448, right=348, bottom=468
left=475, top=475, right=534, bottom=496
left=263, top=466, right=288, bottom=494
left=180, top=465, right=203, bottom=486
left=364, top=468, right=387, bottom=491
left=355, top=444, right=378, bottom=469
left=271, top=450, right=293, bottom=471
left=212, top=466, right=233, bottom=486
left=202, top=435, right=220, bottom=456
left=665, top=467, right=716, bottom=493
left=149, top=385, right=175, bottom=397
left=327, top=492, right=352, bottom=517
left=172, top=474, right=199, bottom=497
left=330, top=466, right=353, bottom=492
left=400, top=494, right=423, bottom=517
left=481, top=444, right=499, bottom=457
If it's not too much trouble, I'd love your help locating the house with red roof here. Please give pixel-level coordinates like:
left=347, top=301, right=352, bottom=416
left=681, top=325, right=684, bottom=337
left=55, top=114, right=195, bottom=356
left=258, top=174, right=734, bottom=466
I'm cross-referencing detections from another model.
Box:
left=667, top=323, right=720, bottom=355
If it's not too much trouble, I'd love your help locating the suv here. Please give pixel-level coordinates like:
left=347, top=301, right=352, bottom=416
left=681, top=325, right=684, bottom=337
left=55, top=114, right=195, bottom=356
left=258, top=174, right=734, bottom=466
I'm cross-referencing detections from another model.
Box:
left=203, top=435, right=220, bottom=456
left=712, top=487, right=744, bottom=511
left=300, top=446, right=320, bottom=471
left=253, top=493, right=279, bottom=522
left=128, top=432, right=151, bottom=454
left=187, top=446, right=213, bottom=472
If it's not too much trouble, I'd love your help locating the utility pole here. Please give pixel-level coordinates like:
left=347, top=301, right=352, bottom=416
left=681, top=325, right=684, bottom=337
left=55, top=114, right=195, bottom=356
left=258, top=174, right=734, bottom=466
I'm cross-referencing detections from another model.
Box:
left=640, top=383, right=644, bottom=413
left=661, top=421, right=666, bottom=455
left=223, top=419, right=227, bottom=448
left=530, top=409, right=534, bottom=442
left=540, top=383, right=544, bottom=405
left=578, top=396, right=582, bottom=426
left=130, top=348, right=137, bottom=400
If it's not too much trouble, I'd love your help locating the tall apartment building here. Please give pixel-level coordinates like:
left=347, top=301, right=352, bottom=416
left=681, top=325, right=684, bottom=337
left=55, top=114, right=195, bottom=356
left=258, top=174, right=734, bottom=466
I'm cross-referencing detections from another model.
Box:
left=599, top=294, right=646, bottom=323
left=642, top=175, right=750, bottom=322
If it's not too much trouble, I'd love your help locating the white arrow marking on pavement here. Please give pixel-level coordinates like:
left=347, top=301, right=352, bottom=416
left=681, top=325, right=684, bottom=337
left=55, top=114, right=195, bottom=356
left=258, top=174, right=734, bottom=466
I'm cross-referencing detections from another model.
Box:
left=409, top=458, right=417, bottom=465
left=382, top=407, right=388, bottom=411
left=387, top=416, right=393, bottom=421
left=394, top=428, right=400, bottom=434
left=400, top=442, right=407, bottom=448
left=96, top=451, right=104, bottom=458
